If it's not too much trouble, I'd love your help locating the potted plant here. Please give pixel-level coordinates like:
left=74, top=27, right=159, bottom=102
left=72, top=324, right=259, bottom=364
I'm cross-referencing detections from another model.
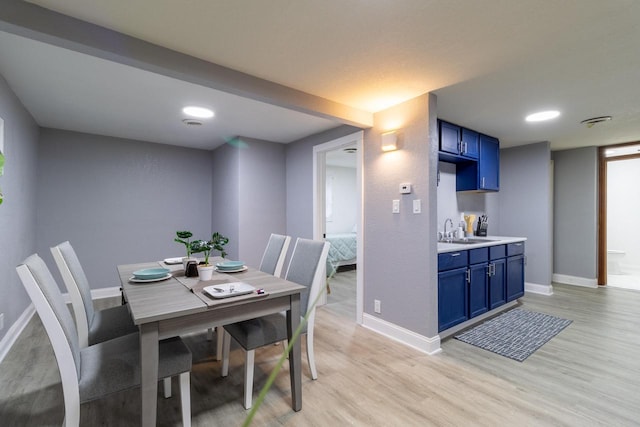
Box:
left=190, top=239, right=215, bottom=281
left=174, top=230, right=197, bottom=269
left=211, top=232, right=229, bottom=259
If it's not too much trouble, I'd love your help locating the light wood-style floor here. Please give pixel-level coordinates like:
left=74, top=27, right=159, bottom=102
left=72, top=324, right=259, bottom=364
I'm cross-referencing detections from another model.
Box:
left=1, top=270, right=639, bottom=426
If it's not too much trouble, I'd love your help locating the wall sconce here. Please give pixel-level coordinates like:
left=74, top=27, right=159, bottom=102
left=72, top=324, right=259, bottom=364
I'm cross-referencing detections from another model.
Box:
left=381, top=130, right=398, bottom=152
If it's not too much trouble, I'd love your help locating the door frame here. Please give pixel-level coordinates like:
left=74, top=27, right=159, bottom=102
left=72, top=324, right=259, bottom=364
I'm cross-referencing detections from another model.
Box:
left=597, top=142, right=640, bottom=285
left=313, top=131, right=364, bottom=324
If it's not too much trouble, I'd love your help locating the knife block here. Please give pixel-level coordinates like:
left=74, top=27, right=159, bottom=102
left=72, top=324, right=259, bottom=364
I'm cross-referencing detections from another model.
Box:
left=476, top=221, right=488, bottom=237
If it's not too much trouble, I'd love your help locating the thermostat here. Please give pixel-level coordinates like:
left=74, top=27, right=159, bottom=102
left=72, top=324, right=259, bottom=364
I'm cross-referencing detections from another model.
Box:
left=400, top=183, right=412, bottom=194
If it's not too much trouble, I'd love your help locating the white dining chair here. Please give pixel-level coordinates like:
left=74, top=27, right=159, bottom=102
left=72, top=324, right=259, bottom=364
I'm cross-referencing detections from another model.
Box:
left=17, top=254, right=192, bottom=427
left=51, top=241, right=176, bottom=398
left=221, top=238, right=330, bottom=409
left=50, top=241, right=138, bottom=347
left=259, top=233, right=291, bottom=277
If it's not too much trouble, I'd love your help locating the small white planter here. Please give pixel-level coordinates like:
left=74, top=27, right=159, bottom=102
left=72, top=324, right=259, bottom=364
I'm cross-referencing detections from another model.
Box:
left=197, top=264, right=214, bottom=281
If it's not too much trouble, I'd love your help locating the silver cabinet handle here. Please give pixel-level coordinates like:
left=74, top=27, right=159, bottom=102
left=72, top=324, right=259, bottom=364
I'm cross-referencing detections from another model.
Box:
left=450, top=252, right=461, bottom=257
left=487, top=264, right=492, bottom=276
left=482, top=177, right=485, bottom=187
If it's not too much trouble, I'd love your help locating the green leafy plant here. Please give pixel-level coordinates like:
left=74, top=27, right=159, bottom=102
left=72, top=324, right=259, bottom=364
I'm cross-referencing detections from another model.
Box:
left=189, top=239, right=213, bottom=265
left=211, top=232, right=229, bottom=258
left=174, top=230, right=193, bottom=258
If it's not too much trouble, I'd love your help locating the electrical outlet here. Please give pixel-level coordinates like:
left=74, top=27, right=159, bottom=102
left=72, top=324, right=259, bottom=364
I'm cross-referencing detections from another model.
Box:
left=0, top=313, right=4, bottom=331
left=374, top=299, right=381, bottom=314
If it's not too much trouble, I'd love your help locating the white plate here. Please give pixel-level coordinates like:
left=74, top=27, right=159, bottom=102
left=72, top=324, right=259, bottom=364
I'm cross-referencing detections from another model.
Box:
left=215, top=266, right=248, bottom=273
left=129, top=273, right=172, bottom=283
left=203, top=282, right=255, bottom=299
left=163, top=257, right=183, bottom=265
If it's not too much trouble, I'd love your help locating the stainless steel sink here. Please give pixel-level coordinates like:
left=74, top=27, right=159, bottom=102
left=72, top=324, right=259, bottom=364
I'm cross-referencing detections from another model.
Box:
left=447, top=238, right=497, bottom=245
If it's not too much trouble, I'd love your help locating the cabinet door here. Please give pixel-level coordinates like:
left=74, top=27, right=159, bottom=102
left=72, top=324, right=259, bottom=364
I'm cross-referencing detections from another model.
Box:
left=439, top=120, right=461, bottom=155
left=479, top=134, right=499, bottom=191
left=438, top=267, right=468, bottom=332
left=506, top=255, right=525, bottom=301
left=469, top=262, right=489, bottom=318
left=489, top=258, right=506, bottom=309
left=461, top=128, right=479, bottom=159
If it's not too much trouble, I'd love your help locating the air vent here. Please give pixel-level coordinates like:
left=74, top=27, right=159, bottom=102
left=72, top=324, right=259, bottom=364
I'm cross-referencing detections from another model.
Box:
left=343, top=147, right=357, bottom=153
left=580, top=116, right=612, bottom=128
left=182, top=118, right=203, bottom=126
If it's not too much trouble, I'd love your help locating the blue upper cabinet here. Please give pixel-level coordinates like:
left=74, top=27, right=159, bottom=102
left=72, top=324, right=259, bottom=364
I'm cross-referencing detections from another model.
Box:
left=439, top=120, right=461, bottom=155
left=460, top=128, right=479, bottom=159
left=438, top=118, right=500, bottom=192
left=478, top=134, right=499, bottom=191
left=438, top=120, right=479, bottom=161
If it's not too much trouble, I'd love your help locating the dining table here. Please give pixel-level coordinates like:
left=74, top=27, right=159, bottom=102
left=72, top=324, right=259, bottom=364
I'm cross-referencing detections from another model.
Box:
left=118, top=257, right=305, bottom=427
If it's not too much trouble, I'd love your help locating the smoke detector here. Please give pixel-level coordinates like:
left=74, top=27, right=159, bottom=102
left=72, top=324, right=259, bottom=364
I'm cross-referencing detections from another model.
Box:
left=580, top=116, right=612, bottom=128
left=182, top=118, right=203, bottom=126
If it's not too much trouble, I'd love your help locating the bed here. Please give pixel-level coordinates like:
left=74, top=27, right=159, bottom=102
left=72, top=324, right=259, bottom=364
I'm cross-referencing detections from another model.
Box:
left=325, top=232, right=357, bottom=276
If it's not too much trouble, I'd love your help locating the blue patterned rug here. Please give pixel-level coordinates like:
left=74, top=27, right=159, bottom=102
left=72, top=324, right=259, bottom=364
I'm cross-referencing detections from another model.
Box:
left=454, top=309, right=572, bottom=362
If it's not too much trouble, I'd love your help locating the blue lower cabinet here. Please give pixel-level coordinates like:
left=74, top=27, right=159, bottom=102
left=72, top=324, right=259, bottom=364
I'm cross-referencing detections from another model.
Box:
left=438, top=267, right=469, bottom=332
left=489, top=257, right=506, bottom=309
left=506, top=255, right=525, bottom=301
left=469, top=262, right=489, bottom=318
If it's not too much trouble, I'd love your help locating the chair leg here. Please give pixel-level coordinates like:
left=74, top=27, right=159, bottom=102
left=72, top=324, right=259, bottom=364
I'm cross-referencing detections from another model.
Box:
left=216, top=327, right=224, bottom=361
left=306, top=332, right=318, bottom=380
left=221, top=330, right=231, bottom=377
left=179, top=372, right=191, bottom=427
left=163, top=377, right=172, bottom=398
left=243, top=350, right=255, bottom=410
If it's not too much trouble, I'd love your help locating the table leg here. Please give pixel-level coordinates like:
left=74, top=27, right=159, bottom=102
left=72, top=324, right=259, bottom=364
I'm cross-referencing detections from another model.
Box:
left=287, top=293, right=302, bottom=411
left=140, top=322, right=159, bottom=426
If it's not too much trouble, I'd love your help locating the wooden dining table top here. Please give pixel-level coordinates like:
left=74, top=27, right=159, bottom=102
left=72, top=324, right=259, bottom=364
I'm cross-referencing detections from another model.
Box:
left=117, top=257, right=305, bottom=325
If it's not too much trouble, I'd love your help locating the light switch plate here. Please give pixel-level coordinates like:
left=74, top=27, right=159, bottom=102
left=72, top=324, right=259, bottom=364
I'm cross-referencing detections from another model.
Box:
left=413, top=199, right=421, bottom=214
left=392, top=199, right=400, bottom=213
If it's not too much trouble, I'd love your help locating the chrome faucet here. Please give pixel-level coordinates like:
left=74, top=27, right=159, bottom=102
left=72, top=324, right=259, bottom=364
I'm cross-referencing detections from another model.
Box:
left=443, top=218, right=453, bottom=241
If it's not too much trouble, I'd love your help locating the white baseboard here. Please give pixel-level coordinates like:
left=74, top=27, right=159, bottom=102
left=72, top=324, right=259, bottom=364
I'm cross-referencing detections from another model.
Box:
left=0, top=304, right=36, bottom=365
left=552, top=273, right=598, bottom=288
left=0, top=286, right=122, bottom=365
left=525, top=281, right=554, bottom=295
left=362, top=313, right=441, bottom=355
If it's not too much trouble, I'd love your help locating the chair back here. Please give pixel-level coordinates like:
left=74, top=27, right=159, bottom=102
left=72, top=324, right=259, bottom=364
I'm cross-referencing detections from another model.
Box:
left=17, top=254, right=82, bottom=396
left=259, top=234, right=291, bottom=277
left=284, top=238, right=330, bottom=317
left=51, top=241, right=94, bottom=347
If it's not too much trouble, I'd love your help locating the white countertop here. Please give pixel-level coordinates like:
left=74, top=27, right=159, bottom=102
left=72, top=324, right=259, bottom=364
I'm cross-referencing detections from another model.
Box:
left=437, top=235, right=527, bottom=253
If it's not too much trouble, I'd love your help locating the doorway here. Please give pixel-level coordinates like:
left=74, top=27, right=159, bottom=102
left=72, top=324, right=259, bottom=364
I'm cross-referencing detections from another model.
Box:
left=598, top=142, right=640, bottom=289
left=313, top=131, right=363, bottom=323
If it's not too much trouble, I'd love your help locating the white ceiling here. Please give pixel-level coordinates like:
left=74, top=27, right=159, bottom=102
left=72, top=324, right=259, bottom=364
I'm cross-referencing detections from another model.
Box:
left=1, top=0, right=640, bottom=151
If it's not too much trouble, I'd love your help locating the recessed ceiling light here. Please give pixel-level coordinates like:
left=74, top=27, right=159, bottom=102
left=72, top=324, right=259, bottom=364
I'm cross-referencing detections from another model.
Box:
left=182, top=106, right=214, bottom=119
left=525, top=110, right=560, bottom=122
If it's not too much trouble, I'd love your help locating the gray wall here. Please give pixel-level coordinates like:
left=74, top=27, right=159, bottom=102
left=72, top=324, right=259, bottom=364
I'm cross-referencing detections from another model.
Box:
left=497, top=142, right=552, bottom=286
left=211, top=142, right=240, bottom=259
left=36, top=129, right=213, bottom=290
left=238, top=138, right=286, bottom=267
left=552, top=147, right=598, bottom=279
left=0, top=73, right=39, bottom=341
left=211, top=137, right=287, bottom=267
left=364, top=93, right=439, bottom=337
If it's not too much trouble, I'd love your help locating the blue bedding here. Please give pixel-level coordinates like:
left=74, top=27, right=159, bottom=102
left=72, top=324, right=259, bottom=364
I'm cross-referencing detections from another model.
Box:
left=325, top=232, right=357, bottom=276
